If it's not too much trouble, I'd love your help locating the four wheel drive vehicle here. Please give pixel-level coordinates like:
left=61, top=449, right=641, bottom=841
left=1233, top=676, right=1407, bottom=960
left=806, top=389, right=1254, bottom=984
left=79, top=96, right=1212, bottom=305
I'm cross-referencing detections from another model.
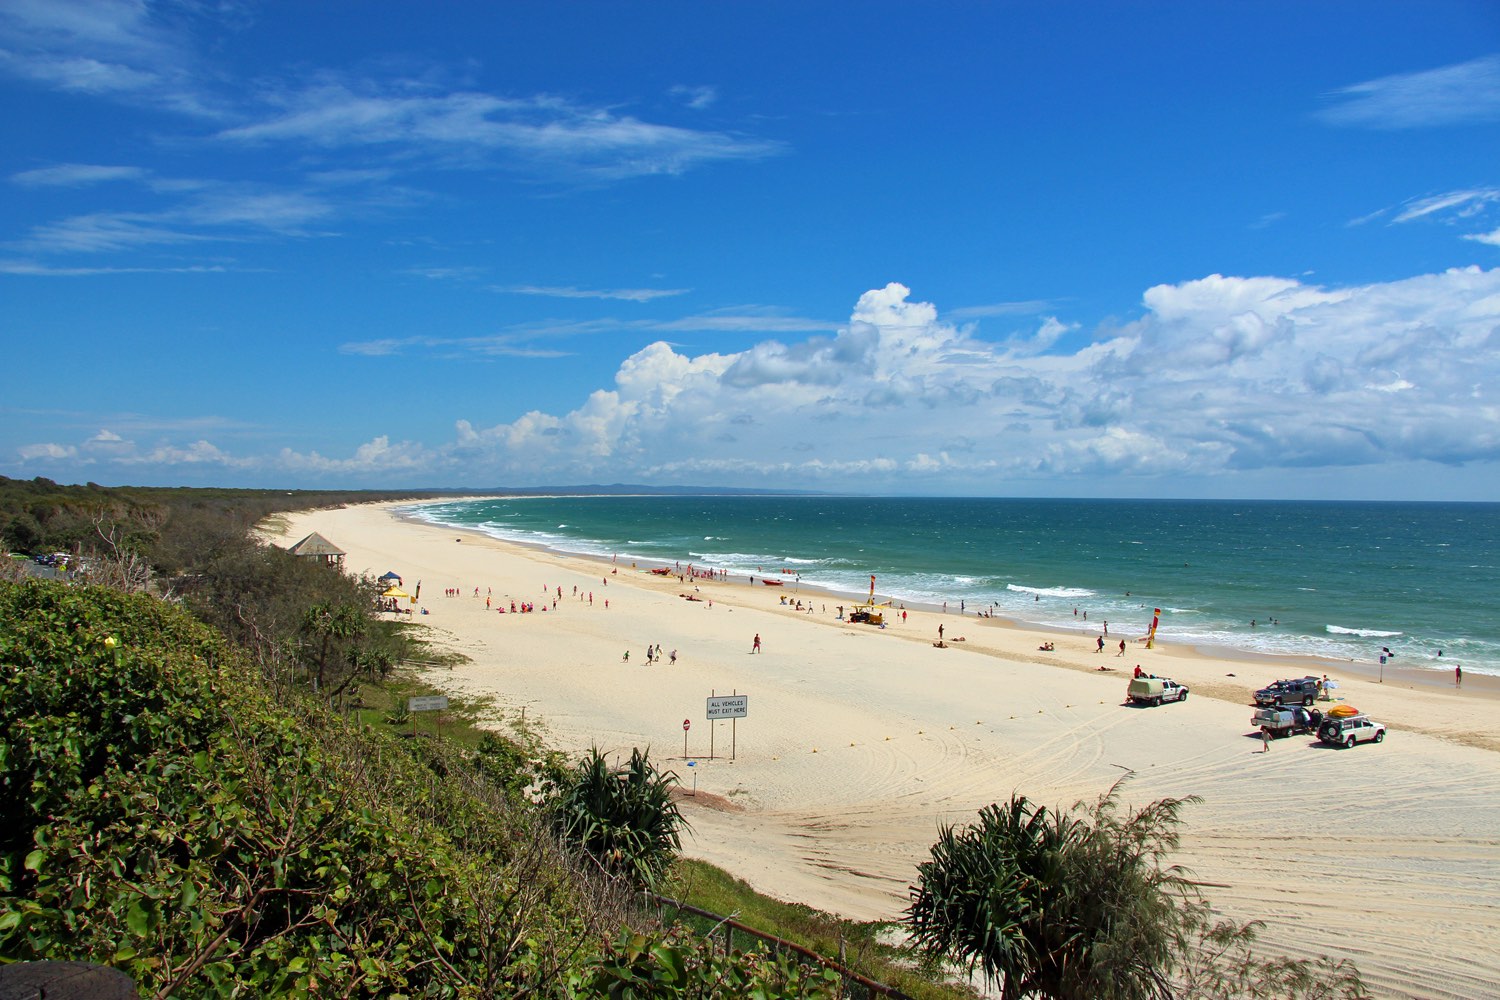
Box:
left=1127, top=676, right=1189, bottom=706
left=1253, top=676, right=1323, bottom=707
left=1317, top=714, right=1387, bottom=748
left=1251, top=705, right=1322, bottom=737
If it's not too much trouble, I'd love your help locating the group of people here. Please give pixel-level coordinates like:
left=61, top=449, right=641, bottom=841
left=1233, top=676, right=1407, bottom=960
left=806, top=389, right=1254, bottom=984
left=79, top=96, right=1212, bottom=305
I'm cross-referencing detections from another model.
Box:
left=624, top=643, right=678, bottom=665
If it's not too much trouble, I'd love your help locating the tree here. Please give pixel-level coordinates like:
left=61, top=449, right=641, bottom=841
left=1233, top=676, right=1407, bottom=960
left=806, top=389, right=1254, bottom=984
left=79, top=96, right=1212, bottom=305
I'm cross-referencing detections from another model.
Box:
left=905, top=784, right=1367, bottom=1000
left=299, top=601, right=364, bottom=693
left=553, top=746, right=687, bottom=889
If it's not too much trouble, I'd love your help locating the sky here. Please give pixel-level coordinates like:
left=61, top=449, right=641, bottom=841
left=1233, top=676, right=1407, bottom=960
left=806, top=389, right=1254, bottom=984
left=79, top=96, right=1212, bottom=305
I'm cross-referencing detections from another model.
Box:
left=3, top=1, right=1499, bottom=500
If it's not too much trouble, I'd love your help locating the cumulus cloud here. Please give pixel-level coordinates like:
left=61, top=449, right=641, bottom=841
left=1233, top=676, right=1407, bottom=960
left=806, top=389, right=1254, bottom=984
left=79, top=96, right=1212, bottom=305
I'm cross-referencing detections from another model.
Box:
left=277, top=436, right=434, bottom=475
left=18, top=442, right=78, bottom=460
left=17, top=272, right=1499, bottom=491
left=430, top=271, right=1500, bottom=490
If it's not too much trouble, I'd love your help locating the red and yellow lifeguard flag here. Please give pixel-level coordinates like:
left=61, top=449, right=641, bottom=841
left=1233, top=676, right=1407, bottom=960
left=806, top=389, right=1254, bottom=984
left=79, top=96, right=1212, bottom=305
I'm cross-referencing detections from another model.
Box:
left=870, top=574, right=876, bottom=600
left=1146, top=608, right=1161, bottom=648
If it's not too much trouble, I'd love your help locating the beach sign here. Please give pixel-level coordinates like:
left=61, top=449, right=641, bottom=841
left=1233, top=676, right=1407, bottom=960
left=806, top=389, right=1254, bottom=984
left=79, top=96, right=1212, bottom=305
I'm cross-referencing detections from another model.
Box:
left=706, top=693, right=748, bottom=762
left=683, top=718, right=691, bottom=731
left=706, top=695, right=748, bottom=719
left=408, top=695, right=449, bottom=713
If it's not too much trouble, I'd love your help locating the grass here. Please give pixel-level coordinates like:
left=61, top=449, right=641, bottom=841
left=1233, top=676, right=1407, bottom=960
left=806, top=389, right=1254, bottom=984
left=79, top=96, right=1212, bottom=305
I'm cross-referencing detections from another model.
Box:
left=659, top=857, right=978, bottom=1000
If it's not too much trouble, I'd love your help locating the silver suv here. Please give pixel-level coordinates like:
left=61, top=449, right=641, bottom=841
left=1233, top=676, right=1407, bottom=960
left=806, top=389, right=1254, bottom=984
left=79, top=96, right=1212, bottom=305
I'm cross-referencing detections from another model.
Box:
left=1316, top=714, right=1386, bottom=749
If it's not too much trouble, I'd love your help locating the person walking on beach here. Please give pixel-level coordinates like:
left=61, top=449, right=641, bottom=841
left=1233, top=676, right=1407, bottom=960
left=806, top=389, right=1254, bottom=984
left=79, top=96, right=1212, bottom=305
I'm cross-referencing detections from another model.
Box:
left=1261, top=727, right=1271, bottom=752
left=752, top=633, right=761, bottom=653
left=1117, top=639, right=1126, bottom=656
left=1097, top=636, right=1104, bottom=653
left=1456, top=664, right=1462, bottom=686
left=938, top=624, right=944, bottom=640
left=670, top=649, right=678, bottom=665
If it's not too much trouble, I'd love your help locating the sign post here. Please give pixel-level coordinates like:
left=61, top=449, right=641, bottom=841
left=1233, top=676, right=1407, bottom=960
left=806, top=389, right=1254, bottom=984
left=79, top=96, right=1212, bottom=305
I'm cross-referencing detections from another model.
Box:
left=706, top=691, right=748, bottom=761
left=683, top=718, right=690, bottom=759
left=408, top=694, right=449, bottom=739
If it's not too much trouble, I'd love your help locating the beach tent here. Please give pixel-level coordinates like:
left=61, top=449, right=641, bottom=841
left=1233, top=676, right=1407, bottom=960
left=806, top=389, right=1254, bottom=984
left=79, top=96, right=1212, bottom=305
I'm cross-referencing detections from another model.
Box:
left=380, top=586, right=410, bottom=599
left=378, top=571, right=403, bottom=584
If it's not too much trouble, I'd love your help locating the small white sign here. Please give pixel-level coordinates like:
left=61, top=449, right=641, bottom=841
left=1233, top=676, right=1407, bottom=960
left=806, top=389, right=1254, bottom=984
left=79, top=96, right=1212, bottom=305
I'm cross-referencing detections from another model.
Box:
left=706, top=694, right=748, bottom=720
left=408, top=695, right=449, bottom=713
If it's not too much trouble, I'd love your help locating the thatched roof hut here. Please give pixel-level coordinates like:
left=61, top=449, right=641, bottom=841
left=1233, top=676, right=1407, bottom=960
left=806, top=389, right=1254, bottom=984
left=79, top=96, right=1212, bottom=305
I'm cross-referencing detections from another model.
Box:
left=288, top=532, right=346, bottom=565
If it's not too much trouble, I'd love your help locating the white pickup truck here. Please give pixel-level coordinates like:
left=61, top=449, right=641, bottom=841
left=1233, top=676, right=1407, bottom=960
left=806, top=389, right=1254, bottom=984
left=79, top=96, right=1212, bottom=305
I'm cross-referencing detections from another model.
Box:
left=1127, top=676, right=1188, bottom=706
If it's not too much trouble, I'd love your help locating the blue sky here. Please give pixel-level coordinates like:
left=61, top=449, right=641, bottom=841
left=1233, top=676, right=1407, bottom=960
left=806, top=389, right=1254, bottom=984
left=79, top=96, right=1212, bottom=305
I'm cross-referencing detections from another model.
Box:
left=3, top=1, right=1499, bottom=499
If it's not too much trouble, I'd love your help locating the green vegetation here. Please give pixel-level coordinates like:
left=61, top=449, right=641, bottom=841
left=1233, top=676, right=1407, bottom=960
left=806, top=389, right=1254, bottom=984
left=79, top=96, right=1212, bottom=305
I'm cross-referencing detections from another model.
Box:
left=0, top=581, right=617, bottom=996
left=905, top=786, right=1368, bottom=1000
left=0, top=476, right=1369, bottom=997
left=0, top=478, right=945, bottom=996
left=555, top=747, right=687, bottom=890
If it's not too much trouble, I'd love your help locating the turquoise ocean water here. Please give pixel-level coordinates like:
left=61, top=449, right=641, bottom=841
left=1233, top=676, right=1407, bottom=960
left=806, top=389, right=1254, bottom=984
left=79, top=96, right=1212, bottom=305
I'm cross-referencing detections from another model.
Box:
left=404, top=496, right=1500, bottom=678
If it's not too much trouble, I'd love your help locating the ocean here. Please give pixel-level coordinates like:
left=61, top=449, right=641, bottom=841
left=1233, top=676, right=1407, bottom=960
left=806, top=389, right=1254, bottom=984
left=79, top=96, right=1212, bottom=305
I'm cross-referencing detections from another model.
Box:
left=403, top=496, right=1500, bottom=678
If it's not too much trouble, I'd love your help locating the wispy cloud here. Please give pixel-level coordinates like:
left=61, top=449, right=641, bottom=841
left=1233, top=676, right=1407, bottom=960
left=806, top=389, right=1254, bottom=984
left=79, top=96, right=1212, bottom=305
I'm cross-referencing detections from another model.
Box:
left=217, top=81, right=785, bottom=181
left=945, top=300, right=1056, bottom=320
left=0, top=0, right=222, bottom=116
left=0, top=259, right=229, bottom=275
left=10, top=163, right=147, bottom=186
left=13, top=183, right=341, bottom=254
left=1393, top=188, right=1500, bottom=223
left=1318, top=54, right=1500, bottom=128
left=335, top=307, right=838, bottom=359
left=502, top=284, right=690, bottom=303
left=670, top=84, right=718, bottom=110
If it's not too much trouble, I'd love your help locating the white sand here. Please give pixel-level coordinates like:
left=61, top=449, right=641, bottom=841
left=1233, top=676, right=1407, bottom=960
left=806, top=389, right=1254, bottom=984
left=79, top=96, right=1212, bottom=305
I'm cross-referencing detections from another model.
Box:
left=271, top=502, right=1500, bottom=1000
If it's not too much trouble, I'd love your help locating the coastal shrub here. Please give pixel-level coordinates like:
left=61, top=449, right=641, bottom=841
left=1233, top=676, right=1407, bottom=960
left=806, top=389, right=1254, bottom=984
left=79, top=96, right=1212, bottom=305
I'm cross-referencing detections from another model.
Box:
left=554, top=746, right=688, bottom=889
left=583, top=927, right=842, bottom=998
left=905, top=783, right=1368, bottom=1000
left=0, top=580, right=606, bottom=996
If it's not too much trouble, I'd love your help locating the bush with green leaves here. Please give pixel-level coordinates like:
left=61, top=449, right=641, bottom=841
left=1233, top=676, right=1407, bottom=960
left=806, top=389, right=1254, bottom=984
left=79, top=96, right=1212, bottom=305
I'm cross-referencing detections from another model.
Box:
left=583, top=928, right=842, bottom=999
left=0, top=580, right=608, bottom=997
left=905, top=784, right=1367, bottom=1000
left=554, top=747, right=687, bottom=889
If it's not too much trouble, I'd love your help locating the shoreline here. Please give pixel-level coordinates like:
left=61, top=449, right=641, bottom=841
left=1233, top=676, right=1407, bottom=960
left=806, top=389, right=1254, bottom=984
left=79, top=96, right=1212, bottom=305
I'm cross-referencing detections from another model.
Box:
left=272, top=500, right=1500, bottom=999
left=395, top=499, right=1499, bottom=702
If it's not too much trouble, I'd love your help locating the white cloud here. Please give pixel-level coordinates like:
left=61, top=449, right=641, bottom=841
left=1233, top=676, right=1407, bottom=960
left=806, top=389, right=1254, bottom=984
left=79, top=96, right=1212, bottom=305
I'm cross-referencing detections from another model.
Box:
left=1393, top=188, right=1500, bottom=224
left=14, top=271, right=1500, bottom=492
left=217, top=82, right=785, bottom=181
left=670, top=84, right=718, bottom=110
left=1318, top=54, right=1500, bottom=128
left=0, top=0, right=218, bottom=116
left=1466, top=227, right=1500, bottom=247
left=503, top=284, right=690, bottom=303
left=277, top=435, right=435, bottom=474
left=428, top=269, right=1500, bottom=489
left=11, top=163, right=146, bottom=186
left=18, top=442, right=78, bottom=460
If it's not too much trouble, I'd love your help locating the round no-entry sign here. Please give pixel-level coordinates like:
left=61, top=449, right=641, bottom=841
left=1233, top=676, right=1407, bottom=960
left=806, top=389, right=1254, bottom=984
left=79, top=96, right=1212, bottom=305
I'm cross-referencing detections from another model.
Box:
left=683, top=719, right=691, bottom=731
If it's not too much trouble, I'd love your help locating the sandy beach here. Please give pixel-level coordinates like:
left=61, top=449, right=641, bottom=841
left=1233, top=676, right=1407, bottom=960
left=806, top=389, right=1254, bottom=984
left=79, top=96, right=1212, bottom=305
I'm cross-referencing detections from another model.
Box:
left=271, top=502, right=1500, bottom=1000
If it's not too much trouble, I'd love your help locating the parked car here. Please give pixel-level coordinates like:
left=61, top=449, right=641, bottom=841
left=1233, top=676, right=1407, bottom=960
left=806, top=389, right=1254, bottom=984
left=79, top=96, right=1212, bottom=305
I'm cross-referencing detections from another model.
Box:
left=1251, top=705, right=1322, bottom=738
left=1317, top=714, right=1386, bottom=748
left=1127, top=676, right=1189, bottom=706
left=1253, top=676, right=1323, bottom=707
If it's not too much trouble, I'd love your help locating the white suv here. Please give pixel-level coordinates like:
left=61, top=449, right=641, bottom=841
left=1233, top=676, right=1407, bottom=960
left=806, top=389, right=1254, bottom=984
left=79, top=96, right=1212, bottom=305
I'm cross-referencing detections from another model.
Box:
left=1317, top=714, right=1386, bottom=749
